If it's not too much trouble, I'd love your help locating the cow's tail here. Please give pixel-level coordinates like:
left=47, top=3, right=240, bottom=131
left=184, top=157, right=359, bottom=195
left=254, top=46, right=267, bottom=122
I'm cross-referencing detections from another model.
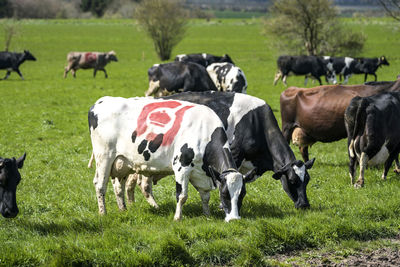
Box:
left=346, top=98, right=369, bottom=158
left=88, top=152, right=94, bottom=168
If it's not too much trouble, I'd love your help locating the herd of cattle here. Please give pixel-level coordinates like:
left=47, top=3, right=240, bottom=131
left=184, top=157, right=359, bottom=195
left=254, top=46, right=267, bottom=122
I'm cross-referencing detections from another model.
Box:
left=0, top=50, right=398, bottom=223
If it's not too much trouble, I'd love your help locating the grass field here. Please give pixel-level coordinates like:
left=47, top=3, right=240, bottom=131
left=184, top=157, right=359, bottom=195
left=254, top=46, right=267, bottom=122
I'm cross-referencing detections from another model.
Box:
left=0, top=17, right=400, bottom=266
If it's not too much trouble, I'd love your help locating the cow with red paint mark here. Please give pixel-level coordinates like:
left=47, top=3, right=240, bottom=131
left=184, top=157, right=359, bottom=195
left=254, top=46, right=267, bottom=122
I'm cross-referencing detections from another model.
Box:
left=88, top=96, right=256, bottom=221
left=64, top=51, right=117, bottom=78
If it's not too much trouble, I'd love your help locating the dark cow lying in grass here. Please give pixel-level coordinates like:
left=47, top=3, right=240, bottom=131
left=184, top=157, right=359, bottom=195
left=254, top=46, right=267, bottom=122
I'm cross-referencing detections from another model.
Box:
left=206, top=63, right=248, bottom=93
left=0, top=153, right=26, bottom=218
left=345, top=92, right=400, bottom=188
left=174, top=53, right=234, bottom=67
left=0, top=50, right=36, bottom=80
left=88, top=96, right=256, bottom=221
left=126, top=92, right=315, bottom=210
left=64, top=51, right=118, bottom=78
left=145, top=62, right=217, bottom=97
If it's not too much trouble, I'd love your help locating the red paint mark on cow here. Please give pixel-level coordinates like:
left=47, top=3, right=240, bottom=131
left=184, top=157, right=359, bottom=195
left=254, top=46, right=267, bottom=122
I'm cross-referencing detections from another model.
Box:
left=149, top=111, right=171, bottom=127
left=85, top=52, right=97, bottom=63
left=135, top=101, right=194, bottom=146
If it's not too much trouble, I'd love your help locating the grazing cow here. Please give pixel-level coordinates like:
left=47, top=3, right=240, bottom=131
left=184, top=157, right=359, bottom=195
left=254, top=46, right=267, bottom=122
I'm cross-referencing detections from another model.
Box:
left=127, top=92, right=315, bottom=210
left=88, top=96, right=256, bottom=221
left=345, top=92, right=400, bottom=187
left=174, top=53, right=234, bottom=67
left=323, top=56, right=358, bottom=84
left=206, top=63, right=247, bottom=93
left=63, top=51, right=118, bottom=78
left=0, top=50, right=36, bottom=80
left=353, top=56, right=390, bottom=82
left=145, top=61, right=217, bottom=97
left=0, top=153, right=26, bottom=218
left=273, top=55, right=329, bottom=86
left=280, top=80, right=400, bottom=162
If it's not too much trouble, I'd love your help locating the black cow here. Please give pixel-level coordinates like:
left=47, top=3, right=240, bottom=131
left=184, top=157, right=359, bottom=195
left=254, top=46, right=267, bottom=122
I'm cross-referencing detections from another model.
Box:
left=345, top=92, right=400, bottom=188
left=273, top=55, right=329, bottom=86
left=0, top=50, right=36, bottom=80
left=174, top=53, right=234, bottom=67
left=127, top=92, right=315, bottom=210
left=353, top=56, right=390, bottom=82
left=0, top=153, right=26, bottom=218
left=145, top=61, right=217, bottom=97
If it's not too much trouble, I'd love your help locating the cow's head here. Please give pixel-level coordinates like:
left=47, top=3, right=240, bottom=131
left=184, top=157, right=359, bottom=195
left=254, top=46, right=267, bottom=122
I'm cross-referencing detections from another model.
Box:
left=272, top=158, right=315, bottom=209
left=24, top=50, right=36, bottom=61
left=107, top=51, right=118, bottom=62
left=0, top=153, right=26, bottom=218
left=221, top=54, right=234, bottom=65
left=209, top=167, right=256, bottom=222
left=379, top=56, right=389, bottom=66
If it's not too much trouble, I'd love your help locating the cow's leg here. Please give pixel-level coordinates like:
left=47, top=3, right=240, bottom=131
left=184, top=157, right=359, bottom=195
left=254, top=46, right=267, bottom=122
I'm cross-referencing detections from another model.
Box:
left=348, top=138, right=357, bottom=185
left=93, top=155, right=113, bottom=214
left=282, top=75, right=288, bottom=87
left=125, top=173, right=138, bottom=204
left=174, top=179, right=188, bottom=221
left=199, top=190, right=211, bottom=216
left=394, top=155, right=400, bottom=174
left=93, top=69, right=97, bottom=78
left=355, top=152, right=368, bottom=188
left=3, top=70, right=11, bottom=80
left=316, top=77, right=322, bottom=85
left=382, top=153, right=397, bottom=180
left=373, top=73, right=377, bottom=82
left=111, top=176, right=127, bottom=211
left=273, top=70, right=282, bottom=85
left=72, top=69, right=77, bottom=78
left=138, top=175, right=159, bottom=209
left=15, top=69, right=24, bottom=80
left=299, top=146, right=309, bottom=163
left=364, top=73, right=368, bottom=82
left=64, top=66, right=70, bottom=78
left=145, top=80, right=160, bottom=96
left=100, top=68, right=108, bottom=78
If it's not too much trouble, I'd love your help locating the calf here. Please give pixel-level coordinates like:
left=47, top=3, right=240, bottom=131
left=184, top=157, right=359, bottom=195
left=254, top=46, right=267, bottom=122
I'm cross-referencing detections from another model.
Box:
left=64, top=51, right=118, bottom=78
left=174, top=53, right=234, bottom=67
left=0, top=50, right=36, bottom=80
left=145, top=61, right=217, bottom=97
left=206, top=63, right=247, bottom=93
left=345, top=92, right=400, bottom=187
left=273, top=55, right=329, bottom=86
left=323, top=56, right=357, bottom=84
left=127, top=92, right=315, bottom=210
left=0, top=153, right=26, bottom=218
left=353, top=56, right=389, bottom=82
left=88, top=96, right=256, bottom=221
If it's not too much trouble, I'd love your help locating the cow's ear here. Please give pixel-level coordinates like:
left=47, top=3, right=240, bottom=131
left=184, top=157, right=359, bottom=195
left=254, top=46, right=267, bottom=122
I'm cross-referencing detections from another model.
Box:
left=208, top=166, right=221, bottom=183
left=16, top=153, right=26, bottom=169
left=243, top=168, right=258, bottom=183
left=305, top=158, right=315, bottom=170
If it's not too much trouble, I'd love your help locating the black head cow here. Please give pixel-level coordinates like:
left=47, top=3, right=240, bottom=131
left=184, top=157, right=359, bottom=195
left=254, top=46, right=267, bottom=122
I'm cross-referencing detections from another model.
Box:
left=0, top=153, right=26, bottom=218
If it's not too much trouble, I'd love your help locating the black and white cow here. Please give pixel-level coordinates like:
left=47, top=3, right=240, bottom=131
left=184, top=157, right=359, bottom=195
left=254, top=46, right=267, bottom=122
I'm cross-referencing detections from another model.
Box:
left=353, top=56, right=390, bottom=82
left=64, top=51, right=118, bottom=78
left=273, top=55, right=329, bottom=86
left=323, top=56, right=357, bottom=84
left=127, top=92, right=315, bottom=210
left=145, top=61, right=217, bottom=97
left=88, top=96, right=256, bottom=221
left=0, top=153, right=26, bottom=218
left=0, top=50, right=36, bottom=80
left=174, top=53, right=234, bottom=67
left=345, top=92, right=400, bottom=188
left=206, top=63, right=247, bottom=93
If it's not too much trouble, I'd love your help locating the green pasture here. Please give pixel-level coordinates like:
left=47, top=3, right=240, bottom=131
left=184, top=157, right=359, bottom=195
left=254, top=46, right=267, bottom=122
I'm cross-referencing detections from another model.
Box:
left=0, top=18, right=400, bottom=266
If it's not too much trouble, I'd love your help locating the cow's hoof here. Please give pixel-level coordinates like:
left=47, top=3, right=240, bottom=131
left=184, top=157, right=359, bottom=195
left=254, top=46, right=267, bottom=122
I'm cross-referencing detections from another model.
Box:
left=354, top=183, right=363, bottom=189
left=394, top=169, right=400, bottom=174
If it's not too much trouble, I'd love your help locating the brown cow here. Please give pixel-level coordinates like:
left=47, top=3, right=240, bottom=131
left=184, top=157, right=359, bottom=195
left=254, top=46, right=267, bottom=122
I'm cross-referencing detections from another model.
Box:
left=280, top=80, right=400, bottom=162
left=64, top=51, right=118, bottom=78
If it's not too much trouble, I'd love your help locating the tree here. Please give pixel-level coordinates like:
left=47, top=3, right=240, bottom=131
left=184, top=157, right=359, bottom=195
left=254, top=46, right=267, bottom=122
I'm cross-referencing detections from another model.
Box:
left=80, top=0, right=112, bottom=17
left=379, top=0, right=400, bottom=21
left=135, top=0, right=188, bottom=61
left=264, top=0, right=365, bottom=56
left=2, top=19, right=19, bottom=51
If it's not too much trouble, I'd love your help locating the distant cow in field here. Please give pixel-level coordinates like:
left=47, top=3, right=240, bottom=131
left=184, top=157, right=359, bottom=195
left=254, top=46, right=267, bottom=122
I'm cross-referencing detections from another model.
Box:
left=273, top=55, right=329, bottom=86
left=0, top=50, right=36, bottom=80
left=345, top=92, right=400, bottom=187
left=63, top=51, right=118, bottom=78
left=88, top=96, right=256, bottom=221
left=280, top=80, right=400, bottom=162
left=0, top=153, right=26, bottom=218
left=145, top=61, right=217, bottom=97
left=206, top=63, right=247, bottom=93
left=353, top=56, right=390, bottom=82
left=175, top=53, right=234, bottom=67
left=323, top=56, right=358, bottom=84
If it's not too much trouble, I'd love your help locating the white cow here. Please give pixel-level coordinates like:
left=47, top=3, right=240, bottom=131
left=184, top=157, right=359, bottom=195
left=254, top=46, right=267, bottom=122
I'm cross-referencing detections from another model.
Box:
left=88, top=96, right=255, bottom=221
left=206, top=62, right=247, bottom=93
